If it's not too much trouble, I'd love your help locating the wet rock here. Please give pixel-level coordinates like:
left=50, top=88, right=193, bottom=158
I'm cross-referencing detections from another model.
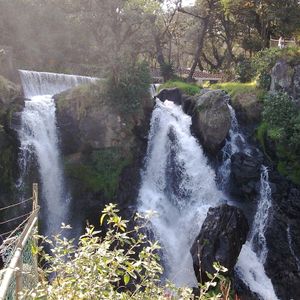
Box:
left=230, top=152, right=263, bottom=199
left=155, top=88, right=182, bottom=105
left=190, top=204, right=249, bottom=283
left=264, top=171, right=300, bottom=300
left=191, top=90, right=231, bottom=155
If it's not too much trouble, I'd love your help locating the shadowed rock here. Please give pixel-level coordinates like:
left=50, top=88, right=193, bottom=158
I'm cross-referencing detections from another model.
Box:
left=190, top=204, right=249, bottom=283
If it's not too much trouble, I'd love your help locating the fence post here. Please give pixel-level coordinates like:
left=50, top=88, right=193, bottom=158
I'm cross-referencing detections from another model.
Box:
left=15, top=258, right=23, bottom=300
left=32, top=183, right=38, bottom=211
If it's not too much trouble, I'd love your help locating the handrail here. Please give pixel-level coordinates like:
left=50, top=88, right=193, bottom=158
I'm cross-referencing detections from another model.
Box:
left=0, top=183, right=39, bottom=300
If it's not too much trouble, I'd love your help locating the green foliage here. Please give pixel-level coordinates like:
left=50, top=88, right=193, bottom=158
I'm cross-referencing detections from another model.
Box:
left=252, top=47, right=300, bottom=89
left=236, top=57, right=255, bottom=83
left=107, top=61, right=151, bottom=115
left=20, top=204, right=231, bottom=300
left=159, top=80, right=201, bottom=96
left=65, top=148, right=131, bottom=199
left=262, top=92, right=296, bottom=137
left=160, top=62, right=175, bottom=82
left=259, top=92, right=300, bottom=184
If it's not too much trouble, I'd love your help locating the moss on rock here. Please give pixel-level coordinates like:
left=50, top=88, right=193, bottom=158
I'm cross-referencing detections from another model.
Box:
left=65, top=147, right=132, bottom=199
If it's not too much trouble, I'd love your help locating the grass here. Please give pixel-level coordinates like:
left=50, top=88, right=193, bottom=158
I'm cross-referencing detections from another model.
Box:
left=158, top=80, right=201, bottom=96
left=211, top=81, right=265, bottom=98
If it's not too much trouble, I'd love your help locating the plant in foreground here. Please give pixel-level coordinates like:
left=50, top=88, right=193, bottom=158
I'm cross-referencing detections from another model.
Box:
left=20, top=204, right=231, bottom=299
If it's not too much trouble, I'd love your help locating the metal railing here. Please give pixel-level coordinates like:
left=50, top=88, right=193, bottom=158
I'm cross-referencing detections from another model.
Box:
left=0, top=184, right=39, bottom=300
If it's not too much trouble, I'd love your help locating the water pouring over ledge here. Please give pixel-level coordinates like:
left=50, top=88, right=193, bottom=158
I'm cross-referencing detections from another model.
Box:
left=18, top=70, right=97, bottom=237
left=138, top=99, right=222, bottom=286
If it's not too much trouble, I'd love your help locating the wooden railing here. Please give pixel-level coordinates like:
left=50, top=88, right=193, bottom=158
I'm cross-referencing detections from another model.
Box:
left=0, top=184, right=39, bottom=300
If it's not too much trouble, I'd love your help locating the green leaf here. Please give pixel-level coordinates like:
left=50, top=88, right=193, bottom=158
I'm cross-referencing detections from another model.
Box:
left=124, top=273, right=130, bottom=285
left=100, top=213, right=106, bottom=225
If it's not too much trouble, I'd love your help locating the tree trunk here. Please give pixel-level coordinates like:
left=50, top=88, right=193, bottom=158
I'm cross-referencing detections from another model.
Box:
left=187, top=17, right=209, bottom=81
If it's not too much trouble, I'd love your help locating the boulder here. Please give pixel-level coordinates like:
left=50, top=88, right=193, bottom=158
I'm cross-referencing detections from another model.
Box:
left=182, top=94, right=197, bottom=115
left=270, top=60, right=294, bottom=93
left=155, top=88, right=182, bottom=105
left=191, top=90, right=231, bottom=155
left=231, top=93, right=262, bottom=124
left=190, top=204, right=249, bottom=283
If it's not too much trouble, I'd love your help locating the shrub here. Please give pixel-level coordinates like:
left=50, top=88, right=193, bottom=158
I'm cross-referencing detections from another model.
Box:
left=65, top=148, right=131, bottom=199
left=107, top=61, right=151, bottom=115
left=160, top=62, right=175, bottom=82
left=259, top=92, right=300, bottom=184
left=20, top=204, right=231, bottom=300
left=236, top=57, right=255, bottom=83
left=159, top=80, right=201, bottom=96
left=262, top=92, right=297, bottom=139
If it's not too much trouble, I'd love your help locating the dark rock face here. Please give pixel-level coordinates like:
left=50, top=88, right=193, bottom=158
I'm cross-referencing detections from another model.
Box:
left=270, top=60, right=293, bottom=93
left=190, top=204, right=249, bottom=283
left=230, top=152, right=263, bottom=199
left=182, top=95, right=196, bottom=115
left=55, top=82, right=153, bottom=231
left=264, top=171, right=300, bottom=300
left=0, top=75, right=24, bottom=237
left=155, top=88, right=182, bottom=105
left=191, top=90, right=231, bottom=155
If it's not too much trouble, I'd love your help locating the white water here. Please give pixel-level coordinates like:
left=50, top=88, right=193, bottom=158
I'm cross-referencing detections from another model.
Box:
left=18, top=70, right=97, bottom=236
left=236, top=166, right=278, bottom=300
left=218, top=104, right=249, bottom=190
left=138, top=99, right=222, bottom=286
left=250, top=166, right=272, bottom=263
left=19, top=69, right=98, bottom=98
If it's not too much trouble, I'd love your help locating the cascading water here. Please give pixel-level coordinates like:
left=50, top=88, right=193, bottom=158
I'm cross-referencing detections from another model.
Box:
left=19, top=70, right=98, bottom=98
left=138, top=99, right=222, bottom=286
left=218, top=104, right=249, bottom=190
left=18, top=70, right=97, bottom=237
left=235, top=166, right=278, bottom=300
left=213, top=102, right=278, bottom=299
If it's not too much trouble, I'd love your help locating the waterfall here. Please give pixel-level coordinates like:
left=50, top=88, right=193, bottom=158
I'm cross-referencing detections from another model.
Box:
left=235, top=166, right=278, bottom=300
left=215, top=103, right=278, bottom=299
left=19, top=70, right=98, bottom=98
left=218, top=104, right=249, bottom=190
left=250, top=166, right=272, bottom=263
left=138, top=99, right=222, bottom=286
left=18, top=70, right=97, bottom=237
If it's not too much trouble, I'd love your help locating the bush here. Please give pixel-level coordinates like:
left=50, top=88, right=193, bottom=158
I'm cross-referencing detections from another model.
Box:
left=159, top=80, right=201, bottom=96
left=107, top=61, right=151, bottom=115
left=20, top=204, right=231, bottom=300
left=160, top=62, right=175, bottom=82
left=236, top=57, right=255, bottom=83
left=262, top=92, right=296, bottom=139
left=259, top=92, right=300, bottom=184
left=65, top=148, right=131, bottom=199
